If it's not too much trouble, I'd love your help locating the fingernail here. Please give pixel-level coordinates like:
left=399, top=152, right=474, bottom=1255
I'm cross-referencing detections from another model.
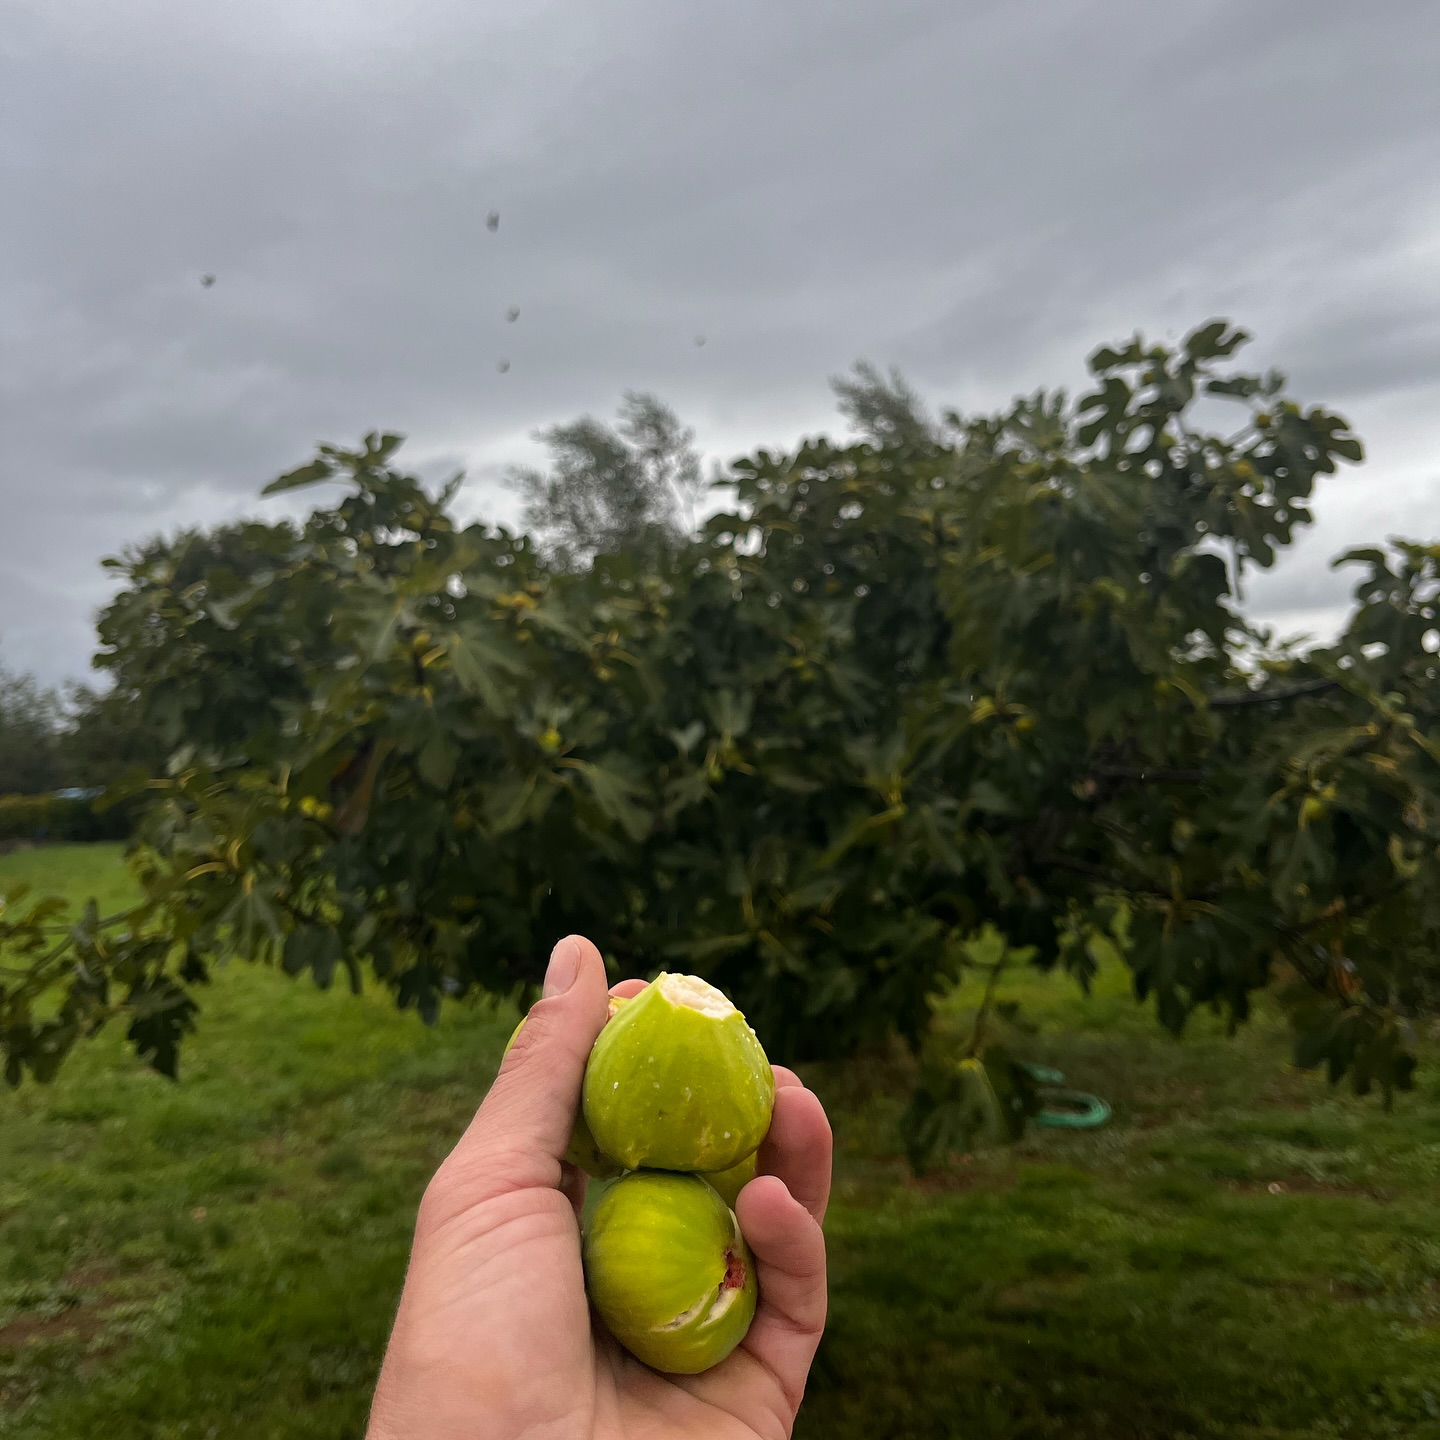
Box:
left=544, top=936, right=581, bottom=997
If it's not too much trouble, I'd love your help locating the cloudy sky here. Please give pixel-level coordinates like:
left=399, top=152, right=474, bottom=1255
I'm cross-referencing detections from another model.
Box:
left=4, top=0, right=1439, bottom=685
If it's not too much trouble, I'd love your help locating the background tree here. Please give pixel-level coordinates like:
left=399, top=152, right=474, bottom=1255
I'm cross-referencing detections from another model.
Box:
left=831, top=360, right=939, bottom=452
left=0, top=663, right=169, bottom=797
left=0, top=663, right=63, bottom=795
left=511, top=391, right=704, bottom=568
left=54, top=682, right=169, bottom=792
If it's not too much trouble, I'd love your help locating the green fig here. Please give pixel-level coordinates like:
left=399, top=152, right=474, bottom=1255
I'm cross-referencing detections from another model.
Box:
left=582, top=973, right=774, bottom=1173
left=704, top=1151, right=758, bottom=1209
left=506, top=1001, right=628, bottom=1179
left=559, top=1110, right=624, bottom=1179
left=584, top=1170, right=757, bottom=1374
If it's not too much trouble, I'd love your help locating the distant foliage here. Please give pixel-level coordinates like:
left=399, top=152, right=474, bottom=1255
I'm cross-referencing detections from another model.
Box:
left=0, top=792, right=132, bottom=845
left=831, top=360, right=938, bottom=452
left=0, top=659, right=164, bottom=801
left=0, top=664, right=64, bottom=795
left=4, top=322, right=1438, bottom=1152
left=56, top=683, right=170, bottom=793
left=510, top=391, right=706, bottom=568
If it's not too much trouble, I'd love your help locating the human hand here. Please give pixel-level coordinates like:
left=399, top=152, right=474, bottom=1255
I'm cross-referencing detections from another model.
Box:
left=366, top=935, right=832, bottom=1440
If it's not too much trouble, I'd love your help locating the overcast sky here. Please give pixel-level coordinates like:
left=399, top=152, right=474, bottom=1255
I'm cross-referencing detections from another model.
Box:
left=4, top=0, right=1439, bottom=686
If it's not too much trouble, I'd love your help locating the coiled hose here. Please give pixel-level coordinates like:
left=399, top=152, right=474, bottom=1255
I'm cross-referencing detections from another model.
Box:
left=1020, top=1063, right=1112, bottom=1129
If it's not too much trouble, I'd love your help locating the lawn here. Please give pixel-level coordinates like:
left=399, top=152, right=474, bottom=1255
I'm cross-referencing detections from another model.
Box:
left=4, top=845, right=1440, bottom=1438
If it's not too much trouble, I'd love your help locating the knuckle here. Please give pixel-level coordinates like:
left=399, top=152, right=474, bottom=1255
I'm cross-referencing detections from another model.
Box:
left=503, top=996, right=566, bottom=1065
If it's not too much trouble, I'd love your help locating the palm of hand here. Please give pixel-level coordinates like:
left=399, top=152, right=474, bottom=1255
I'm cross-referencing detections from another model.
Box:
left=368, top=943, right=831, bottom=1440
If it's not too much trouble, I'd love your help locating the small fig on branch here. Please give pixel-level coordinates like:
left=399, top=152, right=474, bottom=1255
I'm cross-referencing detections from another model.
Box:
left=583, top=1169, right=757, bottom=1373
left=583, top=973, right=774, bottom=1173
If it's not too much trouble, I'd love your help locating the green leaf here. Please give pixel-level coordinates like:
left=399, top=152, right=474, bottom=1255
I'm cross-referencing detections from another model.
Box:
left=124, top=975, right=200, bottom=1080
left=222, top=888, right=284, bottom=958
left=417, top=731, right=459, bottom=791
left=705, top=689, right=753, bottom=740
left=968, top=779, right=1015, bottom=815
left=261, top=458, right=337, bottom=495
left=484, top=772, right=556, bottom=835
left=444, top=626, right=523, bottom=713
left=669, top=720, right=704, bottom=756
left=1184, top=319, right=1248, bottom=361
left=283, top=926, right=343, bottom=989
left=566, top=758, right=651, bottom=842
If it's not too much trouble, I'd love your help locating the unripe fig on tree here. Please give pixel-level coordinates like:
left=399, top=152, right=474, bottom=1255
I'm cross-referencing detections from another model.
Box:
left=582, top=973, right=774, bottom=1173
left=583, top=1170, right=757, bottom=1374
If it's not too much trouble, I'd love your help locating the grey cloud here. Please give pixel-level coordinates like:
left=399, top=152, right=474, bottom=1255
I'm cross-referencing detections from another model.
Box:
left=3, top=0, right=1439, bottom=682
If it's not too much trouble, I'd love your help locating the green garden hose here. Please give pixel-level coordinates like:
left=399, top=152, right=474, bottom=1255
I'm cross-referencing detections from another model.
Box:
left=1018, top=1063, right=1112, bottom=1130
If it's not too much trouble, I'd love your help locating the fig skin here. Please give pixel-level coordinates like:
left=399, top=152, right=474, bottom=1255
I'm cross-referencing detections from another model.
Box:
left=583, top=974, right=775, bottom=1174
left=704, top=1151, right=758, bottom=1209
left=561, top=1111, right=624, bottom=1179
left=583, top=1170, right=757, bottom=1374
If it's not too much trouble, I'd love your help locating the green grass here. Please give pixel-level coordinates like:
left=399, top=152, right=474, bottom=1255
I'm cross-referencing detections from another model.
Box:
left=4, top=846, right=1440, bottom=1438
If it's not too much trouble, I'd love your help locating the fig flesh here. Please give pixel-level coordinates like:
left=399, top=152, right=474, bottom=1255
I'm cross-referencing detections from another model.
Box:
left=583, top=1170, right=757, bottom=1374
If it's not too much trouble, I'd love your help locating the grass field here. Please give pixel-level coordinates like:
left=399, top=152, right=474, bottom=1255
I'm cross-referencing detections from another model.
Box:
left=4, top=845, right=1440, bottom=1438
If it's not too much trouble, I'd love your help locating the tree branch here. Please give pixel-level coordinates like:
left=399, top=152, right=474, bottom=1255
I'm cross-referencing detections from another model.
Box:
left=966, top=958, right=1007, bottom=1059
left=1038, top=852, right=1143, bottom=888
left=1038, top=851, right=1220, bottom=901
left=1090, top=765, right=1206, bottom=784
left=1208, top=678, right=1339, bottom=708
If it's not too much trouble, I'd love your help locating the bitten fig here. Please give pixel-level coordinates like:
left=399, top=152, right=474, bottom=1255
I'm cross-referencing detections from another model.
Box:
left=704, top=1151, right=758, bottom=1209
left=583, top=1170, right=757, bottom=1374
left=582, top=973, right=774, bottom=1173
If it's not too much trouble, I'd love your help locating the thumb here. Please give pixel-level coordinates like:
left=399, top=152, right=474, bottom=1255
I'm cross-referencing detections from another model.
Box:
left=445, top=935, right=610, bottom=1202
